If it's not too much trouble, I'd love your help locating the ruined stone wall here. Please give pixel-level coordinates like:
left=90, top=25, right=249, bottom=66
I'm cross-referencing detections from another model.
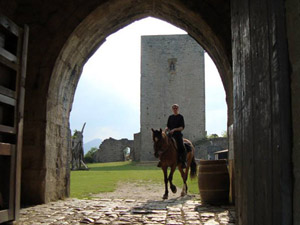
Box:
left=140, top=34, right=205, bottom=161
left=133, top=133, right=141, bottom=161
left=193, top=137, right=228, bottom=160
left=93, top=138, right=134, bottom=163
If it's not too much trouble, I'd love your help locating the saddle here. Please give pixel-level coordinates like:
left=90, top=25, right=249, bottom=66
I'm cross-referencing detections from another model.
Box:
left=167, top=133, right=192, bottom=153
left=184, top=142, right=192, bottom=153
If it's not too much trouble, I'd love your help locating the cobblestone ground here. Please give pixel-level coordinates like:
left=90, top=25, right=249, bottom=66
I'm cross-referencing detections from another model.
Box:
left=18, top=196, right=235, bottom=225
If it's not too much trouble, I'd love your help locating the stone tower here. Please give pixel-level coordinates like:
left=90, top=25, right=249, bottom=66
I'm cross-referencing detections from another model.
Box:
left=139, top=34, right=205, bottom=161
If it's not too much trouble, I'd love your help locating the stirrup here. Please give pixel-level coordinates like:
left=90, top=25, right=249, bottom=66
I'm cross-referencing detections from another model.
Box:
left=157, top=161, right=162, bottom=167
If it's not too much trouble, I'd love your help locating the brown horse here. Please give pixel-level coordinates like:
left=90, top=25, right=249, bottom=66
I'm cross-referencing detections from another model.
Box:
left=151, top=128, right=197, bottom=199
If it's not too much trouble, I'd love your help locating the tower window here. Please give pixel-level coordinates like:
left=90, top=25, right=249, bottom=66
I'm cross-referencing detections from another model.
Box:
left=168, top=58, right=177, bottom=73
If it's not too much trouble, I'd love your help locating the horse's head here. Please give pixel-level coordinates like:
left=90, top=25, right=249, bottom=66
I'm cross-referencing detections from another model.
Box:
left=152, top=128, right=163, bottom=142
left=151, top=128, right=163, bottom=158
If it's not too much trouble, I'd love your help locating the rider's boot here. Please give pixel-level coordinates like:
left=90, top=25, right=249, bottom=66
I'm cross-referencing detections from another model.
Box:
left=157, top=161, right=162, bottom=167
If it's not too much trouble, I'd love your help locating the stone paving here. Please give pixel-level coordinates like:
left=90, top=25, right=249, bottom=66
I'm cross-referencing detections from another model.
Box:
left=18, top=196, right=235, bottom=225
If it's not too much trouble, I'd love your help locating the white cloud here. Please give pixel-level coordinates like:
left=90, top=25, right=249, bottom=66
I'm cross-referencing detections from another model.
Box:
left=84, top=126, right=123, bottom=142
left=204, top=53, right=227, bottom=135
left=206, top=108, right=228, bottom=135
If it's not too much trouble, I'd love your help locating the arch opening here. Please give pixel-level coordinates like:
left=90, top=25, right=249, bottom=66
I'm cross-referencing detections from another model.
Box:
left=22, top=0, right=233, bottom=203
left=70, top=16, right=227, bottom=165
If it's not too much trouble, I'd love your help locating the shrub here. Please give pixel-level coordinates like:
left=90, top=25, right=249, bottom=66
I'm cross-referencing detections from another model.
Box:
left=84, top=147, right=98, bottom=163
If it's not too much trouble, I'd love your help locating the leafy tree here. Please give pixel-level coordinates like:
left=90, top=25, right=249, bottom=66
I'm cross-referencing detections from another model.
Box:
left=72, top=129, right=79, bottom=139
left=221, top=130, right=228, bottom=137
left=84, top=147, right=98, bottom=163
left=207, top=133, right=219, bottom=139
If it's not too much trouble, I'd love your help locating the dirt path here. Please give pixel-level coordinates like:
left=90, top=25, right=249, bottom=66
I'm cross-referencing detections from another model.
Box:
left=92, top=180, right=197, bottom=200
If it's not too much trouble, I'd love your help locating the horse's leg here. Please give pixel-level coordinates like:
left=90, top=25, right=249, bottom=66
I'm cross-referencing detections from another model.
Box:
left=183, top=164, right=190, bottom=195
left=181, top=152, right=193, bottom=196
left=168, top=164, right=177, bottom=194
left=162, top=166, right=169, bottom=199
left=178, top=163, right=189, bottom=197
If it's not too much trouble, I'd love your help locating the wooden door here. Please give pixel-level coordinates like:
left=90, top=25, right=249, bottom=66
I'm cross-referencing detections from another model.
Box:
left=0, top=14, right=28, bottom=223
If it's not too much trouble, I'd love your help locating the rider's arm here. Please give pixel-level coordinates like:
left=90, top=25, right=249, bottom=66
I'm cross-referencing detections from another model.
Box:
left=171, top=126, right=184, bottom=133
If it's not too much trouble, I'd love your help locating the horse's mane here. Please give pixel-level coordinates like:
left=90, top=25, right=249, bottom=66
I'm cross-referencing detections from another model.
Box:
left=154, top=131, right=167, bottom=150
left=161, top=131, right=177, bottom=151
left=161, top=131, right=169, bottom=145
left=152, top=130, right=179, bottom=162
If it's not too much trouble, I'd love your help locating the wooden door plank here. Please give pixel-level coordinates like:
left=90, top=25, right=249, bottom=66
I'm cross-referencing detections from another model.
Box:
left=14, top=24, right=29, bottom=221
left=250, top=1, right=273, bottom=224
left=0, top=210, right=10, bottom=223
left=0, top=86, right=15, bottom=98
left=231, top=0, right=242, bottom=221
left=8, top=146, right=15, bottom=220
left=0, top=125, right=16, bottom=134
left=268, top=1, right=293, bottom=224
left=0, top=14, right=20, bottom=37
left=0, top=93, right=16, bottom=106
left=0, top=54, right=18, bottom=71
left=0, top=47, right=17, bottom=63
left=0, top=142, right=14, bottom=156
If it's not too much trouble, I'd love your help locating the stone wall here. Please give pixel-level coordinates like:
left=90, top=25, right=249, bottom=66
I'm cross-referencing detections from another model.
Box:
left=194, top=137, right=228, bottom=160
left=132, top=133, right=141, bottom=161
left=93, top=138, right=134, bottom=163
left=140, top=34, right=205, bottom=161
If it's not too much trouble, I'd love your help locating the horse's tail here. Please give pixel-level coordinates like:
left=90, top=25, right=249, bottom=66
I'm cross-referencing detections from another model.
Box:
left=190, top=156, right=197, bottom=179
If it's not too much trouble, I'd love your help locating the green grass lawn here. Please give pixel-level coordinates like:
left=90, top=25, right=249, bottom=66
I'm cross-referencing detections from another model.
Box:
left=70, top=161, right=199, bottom=199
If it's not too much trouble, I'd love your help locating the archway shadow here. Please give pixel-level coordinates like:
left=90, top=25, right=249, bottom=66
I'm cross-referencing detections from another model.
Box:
left=124, top=194, right=235, bottom=224
left=131, top=194, right=197, bottom=213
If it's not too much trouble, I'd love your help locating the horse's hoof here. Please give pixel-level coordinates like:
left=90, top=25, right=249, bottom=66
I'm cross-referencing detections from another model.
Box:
left=171, top=185, right=177, bottom=194
left=163, top=194, right=168, bottom=199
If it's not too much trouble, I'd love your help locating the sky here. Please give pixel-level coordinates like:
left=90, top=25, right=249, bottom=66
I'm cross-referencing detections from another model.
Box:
left=70, top=17, right=227, bottom=143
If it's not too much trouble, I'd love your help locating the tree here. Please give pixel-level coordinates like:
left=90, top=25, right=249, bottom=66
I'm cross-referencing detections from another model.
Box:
left=207, top=133, right=219, bottom=139
left=72, top=129, right=79, bottom=139
left=84, top=147, right=98, bottom=163
left=221, top=130, right=228, bottom=137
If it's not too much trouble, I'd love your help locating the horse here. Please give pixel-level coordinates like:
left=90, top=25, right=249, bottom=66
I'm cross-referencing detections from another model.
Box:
left=151, top=128, right=197, bottom=199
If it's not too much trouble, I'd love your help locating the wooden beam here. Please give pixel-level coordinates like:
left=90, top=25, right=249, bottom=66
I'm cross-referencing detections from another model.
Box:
left=0, top=86, right=15, bottom=98
left=0, top=125, right=16, bottom=134
left=0, top=14, right=20, bottom=37
left=14, top=24, right=29, bottom=221
left=0, top=142, right=14, bottom=156
left=0, top=210, right=10, bottom=223
left=0, top=93, right=16, bottom=106
left=0, top=47, right=17, bottom=63
left=9, top=142, right=15, bottom=221
left=0, top=54, right=17, bottom=71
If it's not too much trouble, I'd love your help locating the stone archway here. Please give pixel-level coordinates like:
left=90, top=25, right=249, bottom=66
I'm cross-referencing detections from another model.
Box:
left=45, top=0, right=233, bottom=204
left=1, top=0, right=230, bottom=205
left=0, top=0, right=295, bottom=224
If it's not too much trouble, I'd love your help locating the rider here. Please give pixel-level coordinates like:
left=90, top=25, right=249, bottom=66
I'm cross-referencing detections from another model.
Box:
left=164, top=104, right=187, bottom=168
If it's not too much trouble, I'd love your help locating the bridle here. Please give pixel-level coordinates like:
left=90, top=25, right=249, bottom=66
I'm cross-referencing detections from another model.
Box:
left=153, top=132, right=172, bottom=158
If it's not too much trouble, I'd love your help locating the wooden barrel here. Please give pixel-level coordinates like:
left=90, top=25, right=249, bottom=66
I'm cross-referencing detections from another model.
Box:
left=198, top=159, right=229, bottom=204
